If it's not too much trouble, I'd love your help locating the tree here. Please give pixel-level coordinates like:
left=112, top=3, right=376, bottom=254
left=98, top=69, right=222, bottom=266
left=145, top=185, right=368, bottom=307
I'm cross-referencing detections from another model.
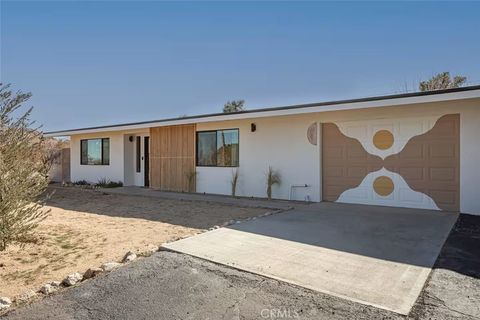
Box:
left=0, top=83, right=52, bottom=251
left=223, top=100, right=245, bottom=113
left=419, top=72, right=467, bottom=92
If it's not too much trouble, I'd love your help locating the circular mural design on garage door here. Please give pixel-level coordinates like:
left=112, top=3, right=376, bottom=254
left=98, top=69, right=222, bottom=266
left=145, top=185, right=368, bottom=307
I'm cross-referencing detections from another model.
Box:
left=373, top=176, right=394, bottom=196
left=373, top=130, right=394, bottom=150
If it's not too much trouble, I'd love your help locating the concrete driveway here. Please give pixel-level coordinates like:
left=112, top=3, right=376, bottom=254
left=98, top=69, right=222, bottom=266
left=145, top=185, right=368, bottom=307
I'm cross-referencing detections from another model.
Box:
left=163, top=202, right=458, bottom=315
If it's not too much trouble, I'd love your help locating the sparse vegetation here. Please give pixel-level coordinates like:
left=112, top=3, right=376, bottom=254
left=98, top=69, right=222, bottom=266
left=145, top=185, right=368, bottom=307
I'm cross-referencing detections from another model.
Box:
left=231, top=169, right=239, bottom=197
left=266, top=166, right=281, bottom=200
left=0, top=83, right=52, bottom=251
left=72, top=180, right=89, bottom=186
left=419, top=72, right=467, bottom=91
left=96, top=178, right=123, bottom=188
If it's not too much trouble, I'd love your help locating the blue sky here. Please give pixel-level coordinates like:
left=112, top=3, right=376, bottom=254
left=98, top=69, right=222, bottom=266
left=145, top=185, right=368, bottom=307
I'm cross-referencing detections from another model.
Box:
left=1, top=1, right=479, bottom=132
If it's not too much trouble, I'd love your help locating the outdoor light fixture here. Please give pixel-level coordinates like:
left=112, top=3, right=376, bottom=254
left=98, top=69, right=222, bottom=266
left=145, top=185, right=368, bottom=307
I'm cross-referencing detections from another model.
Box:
left=129, top=135, right=134, bottom=142
left=251, top=123, right=256, bottom=132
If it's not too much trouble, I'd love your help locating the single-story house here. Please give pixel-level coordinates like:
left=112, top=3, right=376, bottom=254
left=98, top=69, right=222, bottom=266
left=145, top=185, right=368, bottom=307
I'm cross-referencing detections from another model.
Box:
left=46, top=86, right=480, bottom=215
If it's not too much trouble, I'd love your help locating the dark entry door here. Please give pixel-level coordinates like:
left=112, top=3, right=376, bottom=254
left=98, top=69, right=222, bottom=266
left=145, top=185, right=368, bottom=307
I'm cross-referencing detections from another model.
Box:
left=144, top=136, right=150, bottom=187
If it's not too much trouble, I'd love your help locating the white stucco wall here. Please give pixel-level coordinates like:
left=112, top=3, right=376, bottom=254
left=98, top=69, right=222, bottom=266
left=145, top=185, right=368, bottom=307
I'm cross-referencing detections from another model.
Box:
left=459, top=104, right=480, bottom=215
left=196, top=98, right=480, bottom=214
left=196, top=114, right=321, bottom=201
left=70, top=132, right=125, bottom=184
left=70, top=129, right=148, bottom=185
left=68, top=98, right=479, bottom=214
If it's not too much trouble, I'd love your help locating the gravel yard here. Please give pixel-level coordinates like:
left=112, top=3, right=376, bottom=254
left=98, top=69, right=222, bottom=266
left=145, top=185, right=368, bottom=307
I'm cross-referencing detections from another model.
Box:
left=0, top=186, right=269, bottom=298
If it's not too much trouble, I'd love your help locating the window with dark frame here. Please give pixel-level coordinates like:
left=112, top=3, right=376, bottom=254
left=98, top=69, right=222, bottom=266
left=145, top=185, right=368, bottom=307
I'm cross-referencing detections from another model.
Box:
left=136, top=136, right=141, bottom=173
left=80, top=138, right=110, bottom=165
left=196, top=129, right=239, bottom=167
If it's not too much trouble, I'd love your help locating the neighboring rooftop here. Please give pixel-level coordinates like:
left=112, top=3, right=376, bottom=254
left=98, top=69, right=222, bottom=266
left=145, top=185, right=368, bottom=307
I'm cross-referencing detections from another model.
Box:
left=45, top=85, right=480, bottom=137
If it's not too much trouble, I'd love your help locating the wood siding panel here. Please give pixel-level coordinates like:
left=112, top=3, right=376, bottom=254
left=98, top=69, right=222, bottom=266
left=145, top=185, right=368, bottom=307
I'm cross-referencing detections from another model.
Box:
left=149, top=124, right=196, bottom=192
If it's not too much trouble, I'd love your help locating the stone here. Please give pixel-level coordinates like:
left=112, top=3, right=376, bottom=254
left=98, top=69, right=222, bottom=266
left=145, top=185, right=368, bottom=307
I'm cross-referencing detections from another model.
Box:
left=0, top=297, right=11, bottom=310
left=101, top=262, right=121, bottom=272
left=62, top=272, right=83, bottom=286
left=142, top=245, right=159, bottom=256
left=122, top=251, right=137, bottom=263
left=50, top=281, right=61, bottom=287
left=17, top=290, right=37, bottom=303
left=40, top=284, right=57, bottom=295
left=83, top=267, right=103, bottom=280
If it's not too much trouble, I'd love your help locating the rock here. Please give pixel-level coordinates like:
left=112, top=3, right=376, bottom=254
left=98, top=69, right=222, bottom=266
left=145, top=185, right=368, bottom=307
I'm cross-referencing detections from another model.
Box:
left=50, top=281, right=61, bottom=287
left=40, top=284, right=57, bottom=295
left=17, top=290, right=37, bottom=303
left=141, top=244, right=159, bottom=256
left=62, top=272, right=83, bottom=286
left=83, top=267, right=103, bottom=279
left=122, top=251, right=137, bottom=263
left=0, top=297, right=11, bottom=310
left=146, top=244, right=159, bottom=252
left=101, top=262, right=121, bottom=272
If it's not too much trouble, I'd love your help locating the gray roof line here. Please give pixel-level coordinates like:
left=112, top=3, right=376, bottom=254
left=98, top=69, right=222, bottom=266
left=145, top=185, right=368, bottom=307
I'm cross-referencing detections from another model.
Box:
left=45, top=85, right=480, bottom=135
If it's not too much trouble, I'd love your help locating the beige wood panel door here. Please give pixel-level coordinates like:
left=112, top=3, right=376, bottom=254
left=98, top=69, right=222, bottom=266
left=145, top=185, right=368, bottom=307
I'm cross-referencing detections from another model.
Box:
left=322, top=114, right=460, bottom=211
left=149, top=124, right=196, bottom=192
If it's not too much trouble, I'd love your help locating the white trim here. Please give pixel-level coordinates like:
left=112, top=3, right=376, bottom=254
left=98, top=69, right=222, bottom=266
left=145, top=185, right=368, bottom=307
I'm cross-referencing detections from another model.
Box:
left=45, top=89, right=480, bottom=137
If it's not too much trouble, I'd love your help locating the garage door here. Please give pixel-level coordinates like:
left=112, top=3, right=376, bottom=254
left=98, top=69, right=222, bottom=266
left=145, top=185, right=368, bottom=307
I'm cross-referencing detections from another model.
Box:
left=322, top=114, right=459, bottom=211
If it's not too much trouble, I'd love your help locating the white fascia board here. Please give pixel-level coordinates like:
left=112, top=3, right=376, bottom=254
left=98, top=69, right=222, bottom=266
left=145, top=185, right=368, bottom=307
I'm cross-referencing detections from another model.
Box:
left=44, top=89, right=480, bottom=137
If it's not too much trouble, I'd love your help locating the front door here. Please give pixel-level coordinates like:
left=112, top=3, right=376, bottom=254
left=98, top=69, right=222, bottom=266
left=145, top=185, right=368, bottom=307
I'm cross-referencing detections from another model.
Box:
left=133, top=135, right=150, bottom=187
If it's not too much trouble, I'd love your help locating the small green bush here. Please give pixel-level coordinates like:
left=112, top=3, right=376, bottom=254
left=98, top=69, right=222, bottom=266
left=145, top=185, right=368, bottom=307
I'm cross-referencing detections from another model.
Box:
left=96, top=178, right=123, bottom=188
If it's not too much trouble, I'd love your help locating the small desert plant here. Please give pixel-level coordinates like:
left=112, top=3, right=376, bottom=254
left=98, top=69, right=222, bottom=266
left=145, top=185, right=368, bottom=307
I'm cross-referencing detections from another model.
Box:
left=231, top=169, right=239, bottom=197
left=185, top=170, right=197, bottom=193
left=96, top=178, right=123, bottom=188
left=73, top=180, right=89, bottom=186
left=266, top=166, right=281, bottom=200
left=0, top=83, right=52, bottom=251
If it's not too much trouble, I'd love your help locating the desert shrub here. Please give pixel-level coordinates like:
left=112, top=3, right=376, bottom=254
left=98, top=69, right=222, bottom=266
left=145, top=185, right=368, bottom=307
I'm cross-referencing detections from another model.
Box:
left=0, top=84, right=51, bottom=251
left=96, top=178, right=123, bottom=188
left=231, top=169, right=239, bottom=197
left=266, top=166, right=281, bottom=200
left=73, top=180, right=90, bottom=186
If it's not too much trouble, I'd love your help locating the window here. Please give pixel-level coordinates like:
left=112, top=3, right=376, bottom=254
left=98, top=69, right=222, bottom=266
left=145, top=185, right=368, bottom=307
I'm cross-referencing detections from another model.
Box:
left=196, top=129, right=239, bottom=167
left=80, top=138, right=110, bottom=165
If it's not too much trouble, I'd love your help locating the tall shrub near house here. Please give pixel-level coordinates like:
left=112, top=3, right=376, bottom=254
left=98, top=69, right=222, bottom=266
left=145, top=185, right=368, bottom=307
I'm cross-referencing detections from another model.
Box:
left=0, top=83, right=52, bottom=251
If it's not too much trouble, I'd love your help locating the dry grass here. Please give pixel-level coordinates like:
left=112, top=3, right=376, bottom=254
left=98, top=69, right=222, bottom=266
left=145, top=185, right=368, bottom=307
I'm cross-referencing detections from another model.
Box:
left=0, top=187, right=268, bottom=298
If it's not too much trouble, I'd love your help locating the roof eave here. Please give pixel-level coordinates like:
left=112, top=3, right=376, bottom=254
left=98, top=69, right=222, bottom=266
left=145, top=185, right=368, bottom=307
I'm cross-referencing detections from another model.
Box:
left=44, top=85, right=480, bottom=137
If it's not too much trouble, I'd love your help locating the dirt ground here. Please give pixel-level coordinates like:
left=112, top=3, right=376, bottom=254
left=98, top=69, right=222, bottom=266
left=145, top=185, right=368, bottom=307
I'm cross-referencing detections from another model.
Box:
left=0, top=187, right=268, bottom=298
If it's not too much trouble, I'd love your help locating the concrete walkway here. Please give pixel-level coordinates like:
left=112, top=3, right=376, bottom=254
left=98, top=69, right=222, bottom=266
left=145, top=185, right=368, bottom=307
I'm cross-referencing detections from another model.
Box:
left=99, top=186, right=298, bottom=210
left=163, top=202, right=458, bottom=315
